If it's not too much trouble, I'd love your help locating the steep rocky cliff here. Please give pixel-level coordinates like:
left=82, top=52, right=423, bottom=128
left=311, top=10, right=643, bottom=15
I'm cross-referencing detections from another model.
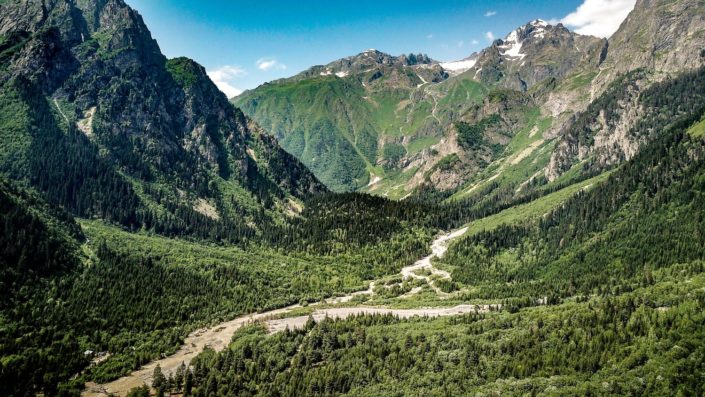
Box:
left=546, top=0, right=705, bottom=181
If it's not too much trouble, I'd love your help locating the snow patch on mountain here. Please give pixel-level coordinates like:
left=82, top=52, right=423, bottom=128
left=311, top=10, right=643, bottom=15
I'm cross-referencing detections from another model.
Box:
left=499, top=30, right=525, bottom=59
left=498, top=19, right=551, bottom=60
left=440, top=57, right=478, bottom=75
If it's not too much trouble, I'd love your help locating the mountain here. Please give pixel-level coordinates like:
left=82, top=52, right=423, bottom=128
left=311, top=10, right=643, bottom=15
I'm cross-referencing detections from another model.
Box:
left=234, top=20, right=603, bottom=196
left=546, top=0, right=705, bottom=180
left=4, top=0, right=705, bottom=395
left=238, top=3, right=705, bottom=203
left=0, top=0, right=324, bottom=240
left=467, top=20, right=605, bottom=91
left=234, top=49, right=455, bottom=192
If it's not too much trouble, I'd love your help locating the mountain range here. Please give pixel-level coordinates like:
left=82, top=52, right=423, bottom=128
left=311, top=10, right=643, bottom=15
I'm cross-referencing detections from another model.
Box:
left=2, top=0, right=705, bottom=395
left=236, top=1, right=705, bottom=200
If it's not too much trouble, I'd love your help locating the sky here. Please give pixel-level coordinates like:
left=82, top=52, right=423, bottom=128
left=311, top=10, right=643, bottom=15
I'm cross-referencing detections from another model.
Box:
left=124, top=0, right=636, bottom=97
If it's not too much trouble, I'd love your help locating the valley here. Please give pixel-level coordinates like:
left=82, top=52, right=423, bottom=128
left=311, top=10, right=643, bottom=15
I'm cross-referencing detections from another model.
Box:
left=83, top=227, right=498, bottom=396
left=2, top=0, right=705, bottom=395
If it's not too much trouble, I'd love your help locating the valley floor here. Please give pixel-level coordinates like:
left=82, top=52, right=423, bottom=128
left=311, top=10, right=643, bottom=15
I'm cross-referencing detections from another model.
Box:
left=83, top=228, right=498, bottom=396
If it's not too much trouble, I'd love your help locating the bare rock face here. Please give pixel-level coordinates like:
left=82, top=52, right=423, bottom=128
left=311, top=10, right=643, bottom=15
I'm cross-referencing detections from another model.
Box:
left=546, top=0, right=705, bottom=181
left=469, top=20, right=605, bottom=92
left=594, top=0, right=705, bottom=94
left=546, top=72, right=648, bottom=180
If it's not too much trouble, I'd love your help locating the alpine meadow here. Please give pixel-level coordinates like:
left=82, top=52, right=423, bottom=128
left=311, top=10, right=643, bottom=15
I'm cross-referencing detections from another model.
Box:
left=2, top=0, right=705, bottom=396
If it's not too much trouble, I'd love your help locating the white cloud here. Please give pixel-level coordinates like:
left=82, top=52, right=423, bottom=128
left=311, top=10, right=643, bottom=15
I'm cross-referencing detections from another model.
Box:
left=256, top=58, right=287, bottom=71
left=457, top=40, right=464, bottom=47
left=207, top=65, right=245, bottom=98
left=485, top=31, right=495, bottom=42
left=427, top=33, right=434, bottom=39
left=471, top=39, right=479, bottom=45
left=561, top=0, right=636, bottom=38
left=484, top=11, right=497, bottom=17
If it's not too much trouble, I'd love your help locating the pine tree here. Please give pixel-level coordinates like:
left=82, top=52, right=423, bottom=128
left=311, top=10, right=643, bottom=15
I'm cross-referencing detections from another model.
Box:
left=184, top=368, right=194, bottom=397
left=152, top=364, right=166, bottom=397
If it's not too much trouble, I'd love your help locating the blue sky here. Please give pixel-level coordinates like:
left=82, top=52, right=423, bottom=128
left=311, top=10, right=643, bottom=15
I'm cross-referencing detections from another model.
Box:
left=124, top=0, right=636, bottom=97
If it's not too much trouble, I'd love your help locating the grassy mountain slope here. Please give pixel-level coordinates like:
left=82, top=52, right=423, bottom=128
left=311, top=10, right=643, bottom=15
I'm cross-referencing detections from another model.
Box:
left=234, top=50, right=495, bottom=193
left=234, top=21, right=603, bottom=196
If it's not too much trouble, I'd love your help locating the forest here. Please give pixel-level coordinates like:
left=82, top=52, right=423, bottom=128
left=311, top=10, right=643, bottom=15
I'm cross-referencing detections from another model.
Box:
left=121, top=68, right=705, bottom=396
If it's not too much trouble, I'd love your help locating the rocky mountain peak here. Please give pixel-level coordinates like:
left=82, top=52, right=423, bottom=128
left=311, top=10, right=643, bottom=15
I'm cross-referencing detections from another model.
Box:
left=464, top=18, right=604, bottom=91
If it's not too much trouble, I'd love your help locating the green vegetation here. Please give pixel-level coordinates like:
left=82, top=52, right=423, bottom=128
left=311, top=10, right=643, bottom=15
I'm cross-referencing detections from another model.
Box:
left=178, top=263, right=705, bottom=396
left=1, top=187, right=440, bottom=395
left=424, top=153, right=460, bottom=179
left=455, top=114, right=502, bottom=149
left=560, top=70, right=598, bottom=91
left=235, top=77, right=374, bottom=191
left=461, top=172, right=610, bottom=237
left=164, top=85, right=705, bottom=397
left=235, top=65, right=490, bottom=192
left=445, top=119, right=705, bottom=301
left=5, top=1, right=705, bottom=396
left=166, top=57, right=202, bottom=88
left=381, top=142, right=406, bottom=168
left=0, top=84, right=31, bottom=177
left=406, top=135, right=440, bottom=155
left=688, top=114, right=705, bottom=137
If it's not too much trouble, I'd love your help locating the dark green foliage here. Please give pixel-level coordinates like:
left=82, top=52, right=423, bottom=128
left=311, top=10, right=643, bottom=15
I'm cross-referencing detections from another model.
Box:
left=166, top=57, right=201, bottom=88
left=0, top=179, right=86, bottom=396
left=456, top=114, right=501, bottom=150
left=16, top=78, right=142, bottom=227
left=183, top=267, right=705, bottom=395
left=382, top=143, right=406, bottom=168
left=0, top=177, right=82, bottom=287
left=126, top=385, right=150, bottom=397
left=445, top=106, right=705, bottom=300
left=0, top=30, right=30, bottom=66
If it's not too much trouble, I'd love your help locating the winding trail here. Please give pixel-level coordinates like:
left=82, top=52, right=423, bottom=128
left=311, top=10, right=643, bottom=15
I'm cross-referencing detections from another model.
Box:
left=83, top=228, right=483, bottom=396
left=54, top=98, right=69, bottom=123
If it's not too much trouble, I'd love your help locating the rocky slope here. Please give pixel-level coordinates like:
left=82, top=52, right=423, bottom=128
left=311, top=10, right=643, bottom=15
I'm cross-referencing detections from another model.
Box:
left=545, top=0, right=705, bottom=180
left=0, top=0, right=324, bottom=237
left=468, top=20, right=605, bottom=92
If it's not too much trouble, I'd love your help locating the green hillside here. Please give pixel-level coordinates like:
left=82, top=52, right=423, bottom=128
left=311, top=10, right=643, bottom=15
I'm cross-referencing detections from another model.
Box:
left=174, top=105, right=705, bottom=397
left=235, top=61, right=490, bottom=193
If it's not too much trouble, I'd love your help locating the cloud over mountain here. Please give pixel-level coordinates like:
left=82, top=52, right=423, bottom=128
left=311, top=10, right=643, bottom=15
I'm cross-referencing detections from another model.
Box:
left=561, top=0, right=636, bottom=38
left=207, top=65, right=246, bottom=98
